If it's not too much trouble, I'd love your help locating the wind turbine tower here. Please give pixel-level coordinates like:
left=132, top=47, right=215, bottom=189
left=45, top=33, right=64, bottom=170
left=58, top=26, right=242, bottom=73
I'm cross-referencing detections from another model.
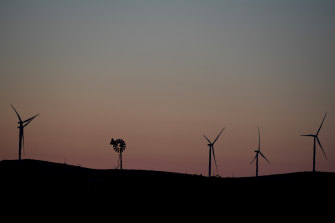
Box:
left=203, top=128, right=225, bottom=177
left=250, top=127, right=270, bottom=177
left=301, top=112, right=328, bottom=172
left=11, top=105, right=39, bottom=162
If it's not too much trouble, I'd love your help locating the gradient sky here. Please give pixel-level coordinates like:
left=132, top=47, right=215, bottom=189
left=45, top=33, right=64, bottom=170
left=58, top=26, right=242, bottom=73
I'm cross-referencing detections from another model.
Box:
left=1, top=0, right=335, bottom=177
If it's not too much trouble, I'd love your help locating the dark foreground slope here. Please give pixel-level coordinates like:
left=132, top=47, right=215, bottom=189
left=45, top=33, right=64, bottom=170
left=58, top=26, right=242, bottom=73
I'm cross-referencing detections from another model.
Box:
left=1, top=159, right=335, bottom=203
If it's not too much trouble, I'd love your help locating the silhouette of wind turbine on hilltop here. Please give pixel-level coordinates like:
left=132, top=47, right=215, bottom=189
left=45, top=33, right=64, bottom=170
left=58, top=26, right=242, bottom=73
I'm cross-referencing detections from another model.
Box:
left=301, top=112, right=327, bottom=172
left=203, top=128, right=225, bottom=177
left=11, top=105, right=39, bottom=163
left=250, top=127, right=270, bottom=177
left=110, top=138, right=126, bottom=170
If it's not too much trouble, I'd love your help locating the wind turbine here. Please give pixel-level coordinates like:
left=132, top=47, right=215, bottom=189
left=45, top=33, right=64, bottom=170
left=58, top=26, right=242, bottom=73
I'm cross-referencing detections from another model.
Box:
left=11, top=105, right=39, bottom=162
left=301, top=112, right=327, bottom=172
left=250, top=127, right=270, bottom=177
left=203, top=128, right=225, bottom=177
left=110, top=138, right=126, bottom=170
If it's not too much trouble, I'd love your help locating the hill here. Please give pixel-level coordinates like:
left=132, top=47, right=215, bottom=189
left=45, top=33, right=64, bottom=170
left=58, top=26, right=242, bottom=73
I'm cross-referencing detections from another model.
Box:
left=1, top=159, right=335, bottom=202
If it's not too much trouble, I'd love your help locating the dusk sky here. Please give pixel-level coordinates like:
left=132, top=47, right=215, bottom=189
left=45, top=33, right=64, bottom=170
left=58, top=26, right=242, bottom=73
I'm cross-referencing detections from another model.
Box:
left=1, top=0, right=335, bottom=177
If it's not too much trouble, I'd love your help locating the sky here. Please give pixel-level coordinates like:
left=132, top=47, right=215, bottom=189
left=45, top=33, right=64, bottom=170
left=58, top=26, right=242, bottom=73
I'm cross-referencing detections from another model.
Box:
left=1, top=0, right=335, bottom=177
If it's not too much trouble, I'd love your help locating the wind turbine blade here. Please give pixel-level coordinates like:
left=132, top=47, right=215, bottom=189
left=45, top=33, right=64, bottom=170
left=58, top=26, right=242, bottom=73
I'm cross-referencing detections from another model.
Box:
left=250, top=154, right=257, bottom=165
left=260, top=152, right=270, bottom=164
left=23, top=114, right=39, bottom=127
left=316, top=137, right=327, bottom=160
left=213, top=128, right=225, bottom=144
left=23, top=114, right=39, bottom=123
left=23, top=120, right=32, bottom=127
left=317, top=112, right=327, bottom=135
left=203, top=135, right=211, bottom=144
left=258, top=127, right=260, bottom=151
left=301, top=134, right=315, bottom=137
left=10, top=104, right=22, bottom=122
left=212, top=145, right=218, bottom=171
